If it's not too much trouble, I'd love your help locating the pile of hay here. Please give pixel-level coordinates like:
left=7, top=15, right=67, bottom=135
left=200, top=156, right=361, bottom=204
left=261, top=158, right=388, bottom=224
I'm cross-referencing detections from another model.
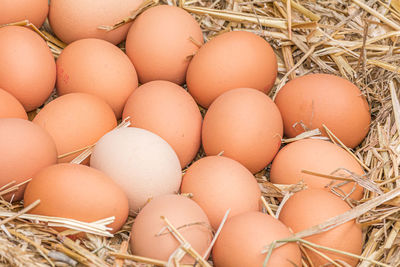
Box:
left=1, top=0, right=400, bottom=266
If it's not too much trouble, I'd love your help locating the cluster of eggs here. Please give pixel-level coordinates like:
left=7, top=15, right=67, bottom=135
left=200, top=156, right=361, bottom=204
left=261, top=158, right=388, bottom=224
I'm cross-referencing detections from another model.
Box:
left=0, top=1, right=371, bottom=266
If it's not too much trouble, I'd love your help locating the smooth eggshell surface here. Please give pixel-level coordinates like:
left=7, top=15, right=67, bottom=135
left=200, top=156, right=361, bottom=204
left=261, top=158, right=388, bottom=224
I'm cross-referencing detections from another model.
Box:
left=56, top=38, right=138, bottom=118
left=49, top=0, right=144, bottom=45
left=202, top=88, right=283, bottom=173
left=122, top=80, right=202, bottom=167
left=90, top=127, right=182, bottom=214
left=187, top=30, right=277, bottom=108
left=275, top=73, right=371, bottom=148
left=0, top=118, right=57, bottom=201
left=181, top=156, right=261, bottom=229
left=126, top=5, right=203, bottom=85
left=0, top=88, right=27, bottom=119
left=0, top=0, right=49, bottom=28
left=212, top=212, right=301, bottom=267
left=24, top=163, right=129, bottom=233
left=0, top=26, right=56, bottom=111
left=279, top=189, right=363, bottom=266
left=33, top=93, right=117, bottom=163
left=131, top=194, right=212, bottom=264
left=270, top=139, right=364, bottom=200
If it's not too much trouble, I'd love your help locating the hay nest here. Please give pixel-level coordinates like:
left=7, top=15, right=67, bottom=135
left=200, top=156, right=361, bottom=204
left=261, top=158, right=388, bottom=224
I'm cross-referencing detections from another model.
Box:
left=1, top=0, right=400, bottom=266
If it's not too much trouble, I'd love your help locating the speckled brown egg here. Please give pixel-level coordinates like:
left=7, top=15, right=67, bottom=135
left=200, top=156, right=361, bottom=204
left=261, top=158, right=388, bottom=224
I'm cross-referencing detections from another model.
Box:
left=56, top=38, right=138, bottom=118
left=0, top=88, right=27, bottom=119
left=181, top=156, right=261, bottom=229
left=270, top=139, right=365, bottom=200
left=24, top=163, right=129, bottom=234
left=0, top=26, right=56, bottom=111
left=0, top=118, right=57, bottom=201
left=279, top=189, right=363, bottom=266
left=125, top=5, right=203, bottom=85
left=131, top=194, right=212, bottom=264
left=122, top=80, right=202, bottom=167
left=202, top=88, right=283, bottom=173
left=212, top=212, right=301, bottom=267
left=33, top=93, right=117, bottom=163
left=49, top=0, right=144, bottom=44
left=186, top=30, right=277, bottom=108
left=275, top=74, right=371, bottom=148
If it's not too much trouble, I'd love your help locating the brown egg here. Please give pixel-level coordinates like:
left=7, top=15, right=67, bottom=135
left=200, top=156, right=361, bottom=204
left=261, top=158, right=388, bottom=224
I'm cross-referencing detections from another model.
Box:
left=49, top=0, right=143, bottom=44
left=279, top=189, right=363, bottom=266
left=56, top=38, right=138, bottom=118
left=181, top=156, right=261, bottom=229
left=0, top=118, right=57, bottom=201
left=202, top=88, right=283, bottom=173
left=131, top=194, right=212, bottom=264
left=122, top=80, right=202, bottom=167
left=0, top=26, right=56, bottom=111
left=270, top=139, right=364, bottom=200
left=33, top=93, right=117, bottom=163
left=0, top=0, right=48, bottom=28
left=24, top=163, right=129, bottom=234
left=212, top=212, right=301, bottom=267
left=125, top=5, right=203, bottom=85
left=0, top=88, right=27, bottom=119
left=275, top=74, right=371, bottom=148
left=186, top=31, right=277, bottom=108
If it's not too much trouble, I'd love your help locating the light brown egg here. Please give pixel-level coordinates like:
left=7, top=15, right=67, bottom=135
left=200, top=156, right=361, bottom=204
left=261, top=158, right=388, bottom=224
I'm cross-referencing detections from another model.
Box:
left=0, top=26, right=56, bottom=111
left=90, top=128, right=182, bottom=214
left=186, top=30, right=277, bottom=108
left=33, top=93, right=117, bottom=163
left=202, top=88, right=283, bottom=173
left=275, top=73, right=371, bottom=148
left=131, top=194, right=212, bottom=264
left=279, top=189, right=363, bottom=266
left=56, top=38, right=138, bottom=118
left=212, top=212, right=301, bottom=267
left=49, top=0, right=143, bottom=44
left=0, top=88, right=27, bottom=119
left=122, top=80, right=202, bottom=167
left=181, top=156, right=261, bottom=229
left=270, top=139, right=364, bottom=200
left=0, top=118, right=57, bottom=201
left=24, top=163, right=129, bottom=234
left=0, top=0, right=48, bottom=28
left=125, top=5, right=203, bottom=85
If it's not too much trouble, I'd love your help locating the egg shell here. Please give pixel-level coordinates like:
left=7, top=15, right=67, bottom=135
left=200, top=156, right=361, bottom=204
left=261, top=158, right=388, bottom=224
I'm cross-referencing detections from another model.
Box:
left=278, top=189, right=363, bottom=266
left=24, top=163, right=129, bottom=234
left=186, top=30, right=277, bottom=108
left=212, top=211, right=301, bottom=267
left=0, top=0, right=49, bottom=28
left=56, top=38, right=138, bottom=118
left=90, top=127, right=182, bottom=214
left=181, top=156, right=261, bottom=229
left=0, top=118, right=57, bottom=201
left=202, top=88, right=283, bottom=173
left=270, top=139, right=364, bottom=200
left=49, top=0, right=143, bottom=45
left=131, top=194, right=212, bottom=264
left=0, top=26, right=56, bottom=111
left=274, top=73, right=371, bottom=148
left=33, top=93, right=117, bottom=163
left=125, top=5, right=203, bottom=85
left=122, top=80, right=202, bottom=167
left=0, top=88, right=27, bottom=119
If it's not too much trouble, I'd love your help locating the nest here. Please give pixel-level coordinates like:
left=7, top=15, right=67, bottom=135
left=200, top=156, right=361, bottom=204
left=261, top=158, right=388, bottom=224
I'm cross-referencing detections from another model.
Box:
left=1, top=0, right=400, bottom=266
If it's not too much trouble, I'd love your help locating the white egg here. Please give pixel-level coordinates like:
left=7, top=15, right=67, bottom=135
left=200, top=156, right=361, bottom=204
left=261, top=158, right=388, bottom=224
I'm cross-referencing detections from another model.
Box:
left=90, top=127, right=182, bottom=214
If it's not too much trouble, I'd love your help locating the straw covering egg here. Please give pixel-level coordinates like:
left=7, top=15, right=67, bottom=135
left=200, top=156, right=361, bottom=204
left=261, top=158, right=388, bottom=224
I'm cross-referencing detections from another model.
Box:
left=0, top=0, right=49, bottom=28
left=131, top=194, right=212, bottom=264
